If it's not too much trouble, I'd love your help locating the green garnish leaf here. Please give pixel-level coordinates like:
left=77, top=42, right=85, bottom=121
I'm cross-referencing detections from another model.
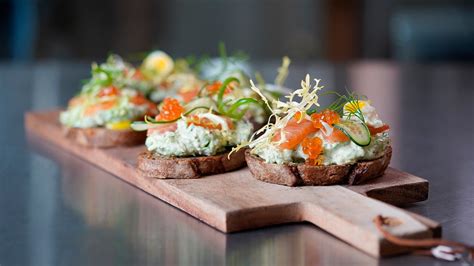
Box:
left=217, top=77, right=240, bottom=113
left=185, top=106, right=215, bottom=115
left=324, top=90, right=368, bottom=124
left=197, top=82, right=210, bottom=97
left=140, top=106, right=216, bottom=126
left=227, top=98, right=261, bottom=118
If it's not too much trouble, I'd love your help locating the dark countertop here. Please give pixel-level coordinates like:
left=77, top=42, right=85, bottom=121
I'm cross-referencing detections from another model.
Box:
left=1, top=61, right=473, bottom=265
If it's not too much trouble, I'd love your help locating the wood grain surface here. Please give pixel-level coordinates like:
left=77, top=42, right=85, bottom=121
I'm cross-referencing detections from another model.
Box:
left=25, top=110, right=440, bottom=257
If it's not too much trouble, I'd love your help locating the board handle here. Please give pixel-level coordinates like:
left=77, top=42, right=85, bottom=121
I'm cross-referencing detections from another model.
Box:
left=300, top=186, right=434, bottom=257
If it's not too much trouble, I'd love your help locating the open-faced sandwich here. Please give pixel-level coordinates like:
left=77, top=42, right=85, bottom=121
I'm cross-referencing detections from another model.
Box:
left=142, top=44, right=288, bottom=125
left=174, top=56, right=291, bottom=130
left=131, top=77, right=267, bottom=179
left=60, top=55, right=157, bottom=148
left=234, top=74, right=391, bottom=186
left=140, top=50, right=204, bottom=103
left=140, top=43, right=247, bottom=103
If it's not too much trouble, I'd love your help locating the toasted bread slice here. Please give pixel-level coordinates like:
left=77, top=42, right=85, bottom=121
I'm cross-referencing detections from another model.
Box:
left=137, top=148, right=246, bottom=179
left=63, top=126, right=146, bottom=148
left=245, top=146, right=392, bottom=186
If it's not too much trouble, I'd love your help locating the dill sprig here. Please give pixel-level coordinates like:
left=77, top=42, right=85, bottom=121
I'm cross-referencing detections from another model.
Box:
left=323, top=90, right=368, bottom=123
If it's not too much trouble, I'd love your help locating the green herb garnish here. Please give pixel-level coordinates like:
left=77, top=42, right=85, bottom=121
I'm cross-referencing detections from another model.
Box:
left=216, top=77, right=265, bottom=119
left=323, top=90, right=368, bottom=123
left=137, top=106, right=216, bottom=127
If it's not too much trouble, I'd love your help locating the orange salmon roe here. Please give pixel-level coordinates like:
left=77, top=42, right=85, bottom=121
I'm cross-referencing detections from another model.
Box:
left=187, top=115, right=234, bottom=130
left=301, top=136, right=323, bottom=160
left=130, top=94, right=147, bottom=105
left=207, top=81, right=234, bottom=95
left=311, top=109, right=340, bottom=129
left=188, top=116, right=219, bottom=130
left=97, top=86, right=120, bottom=97
left=155, top=98, right=184, bottom=121
left=293, top=111, right=304, bottom=121
left=306, top=156, right=325, bottom=166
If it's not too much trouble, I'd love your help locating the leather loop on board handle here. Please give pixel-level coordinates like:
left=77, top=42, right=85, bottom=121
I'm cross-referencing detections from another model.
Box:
left=374, top=215, right=474, bottom=258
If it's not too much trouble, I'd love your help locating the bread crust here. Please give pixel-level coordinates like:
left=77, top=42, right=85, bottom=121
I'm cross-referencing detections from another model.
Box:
left=63, top=126, right=146, bottom=148
left=245, top=146, right=392, bottom=186
left=348, top=146, right=392, bottom=185
left=137, top=148, right=246, bottom=179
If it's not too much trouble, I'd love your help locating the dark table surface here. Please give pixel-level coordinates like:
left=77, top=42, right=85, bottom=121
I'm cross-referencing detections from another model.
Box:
left=1, top=61, right=473, bottom=266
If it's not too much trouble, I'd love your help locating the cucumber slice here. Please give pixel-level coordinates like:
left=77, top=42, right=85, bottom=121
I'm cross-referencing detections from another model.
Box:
left=130, top=121, right=149, bottom=131
left=334, top=120, right=371, bottom=146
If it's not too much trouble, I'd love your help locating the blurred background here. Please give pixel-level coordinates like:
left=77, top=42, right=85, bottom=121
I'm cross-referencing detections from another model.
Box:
left=1, top=0, right=473, bottom=63
left=1, top=1, right=474, bottom=265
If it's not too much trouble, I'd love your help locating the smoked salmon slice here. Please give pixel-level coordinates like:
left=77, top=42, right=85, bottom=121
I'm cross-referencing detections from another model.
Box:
left=147, top=123, right=178, bottom=136
left=274, top=118, right=317, bottom=150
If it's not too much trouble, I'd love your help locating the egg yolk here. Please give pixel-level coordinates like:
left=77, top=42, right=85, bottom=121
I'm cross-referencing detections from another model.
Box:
left=344, top=100, right=366, bottom=114
left=153, top=58, right=168, bottom=72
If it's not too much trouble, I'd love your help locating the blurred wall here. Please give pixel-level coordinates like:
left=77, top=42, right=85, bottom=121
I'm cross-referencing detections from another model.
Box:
left=6, top=0, right=326, bottom=61
left=1, top=0, right=473, bottom=62
left=362, top=0, right=474, bottom=61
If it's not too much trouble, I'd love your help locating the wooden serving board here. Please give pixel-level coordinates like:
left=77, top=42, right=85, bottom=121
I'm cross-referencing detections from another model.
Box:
left=25, top=110, right=440, bottom=257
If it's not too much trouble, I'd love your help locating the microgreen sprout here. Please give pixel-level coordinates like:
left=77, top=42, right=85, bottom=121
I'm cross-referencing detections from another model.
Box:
left=274, top=56, right=291, bottom=87
left=324, top=90, right=368, bottom=123
left=230, top=74, right=324, bottom=157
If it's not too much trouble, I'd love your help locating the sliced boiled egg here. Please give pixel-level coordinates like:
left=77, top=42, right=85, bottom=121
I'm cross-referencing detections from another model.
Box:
left=343, top=100, right=384, bottom=127
left=142, top=51, right=174, bottom=80
left=343, top=100, right=366, bottom=114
